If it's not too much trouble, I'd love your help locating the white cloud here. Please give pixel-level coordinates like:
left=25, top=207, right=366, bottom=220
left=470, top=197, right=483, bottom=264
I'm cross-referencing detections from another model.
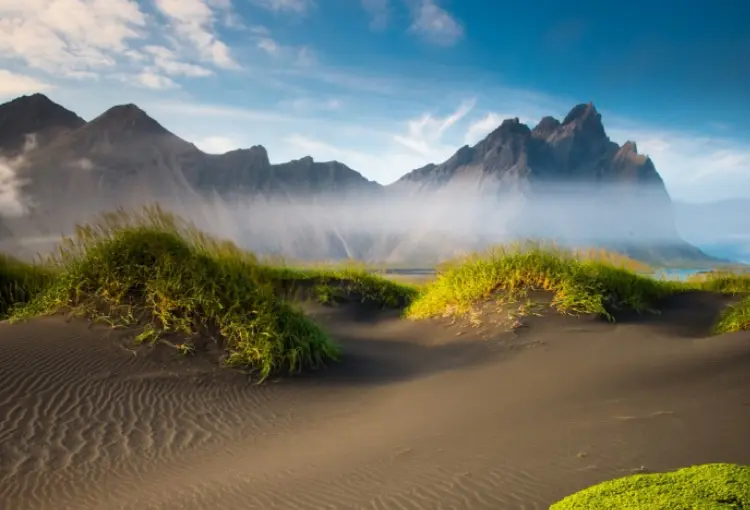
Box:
left=279, top=96, right=343, bottom=111
left=361, top=0, right=389, bottom=30
left=254, top=31, right=316, bottom=68
left=193, top=135, right=241, bottom=153
left=284, top=134, right=429, bottom=183
left=153, top=0, right=237, bottom=69
left=607, top=126, right=750, bottom=202
left=251, top=0, right=313, bottom=14
left=464, top=112, right=537, bottom=145
left=0, top=69, right=53, bottom=96
left=257, top=38, right=280, bottom=55
left=393, top=98, right=475, bottom=156
left=408, top=0, right=463, bottom=46
left=0, top=0, right=231, bottom=91
left=0, top=0, right=147, bottom=76
left=135, top=71, right=177, bottom=89
left=143, top=45, right=213, bottom=77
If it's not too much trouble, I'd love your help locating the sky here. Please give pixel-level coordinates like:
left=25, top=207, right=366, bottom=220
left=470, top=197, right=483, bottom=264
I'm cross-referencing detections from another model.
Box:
left=0, top=0, right=748, bottom=203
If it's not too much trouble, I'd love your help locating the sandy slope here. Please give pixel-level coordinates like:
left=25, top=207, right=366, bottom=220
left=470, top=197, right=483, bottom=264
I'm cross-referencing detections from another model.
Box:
left=1, top=293, right=749, bottom=510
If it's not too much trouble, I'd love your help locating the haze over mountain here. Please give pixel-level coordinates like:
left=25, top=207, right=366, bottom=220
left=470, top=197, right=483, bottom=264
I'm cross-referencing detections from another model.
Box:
left=0, top=93, right=716, bottom=264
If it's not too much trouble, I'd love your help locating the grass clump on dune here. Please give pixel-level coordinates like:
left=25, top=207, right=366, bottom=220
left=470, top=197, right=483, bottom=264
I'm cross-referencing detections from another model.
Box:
left=406, top=243, right=676, bottom=321
left=714, top=296, right=750, bottom=333
left=0, top=254, right=55, bottom=319
left=550, top=463, right=750, bottom=509
left=686, top=272, right=750, bottom=334
left=254, top=264, right=419, bottom=308
left=9, top=207, right=344, bottom=380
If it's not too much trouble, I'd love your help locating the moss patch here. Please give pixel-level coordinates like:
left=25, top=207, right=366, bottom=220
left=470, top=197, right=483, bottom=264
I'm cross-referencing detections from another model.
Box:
left=550, top=463, right=750, bottom=509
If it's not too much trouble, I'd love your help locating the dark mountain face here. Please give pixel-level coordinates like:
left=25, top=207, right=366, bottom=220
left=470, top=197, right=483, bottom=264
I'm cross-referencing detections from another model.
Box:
left=0, top=93, right=85, bottom=157
left=0, top=94, right=718, bottom=265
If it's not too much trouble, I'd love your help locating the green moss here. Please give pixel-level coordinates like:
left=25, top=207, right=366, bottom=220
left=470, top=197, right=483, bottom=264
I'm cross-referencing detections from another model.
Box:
left=550, top=463, right=750, bottom=509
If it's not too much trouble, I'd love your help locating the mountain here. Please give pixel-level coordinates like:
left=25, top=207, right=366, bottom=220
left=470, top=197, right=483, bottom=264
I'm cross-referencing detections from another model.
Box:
left=0, top=93, right=720, bottom=265
left=388, top=103, right=705, bottom=263
left=0, top=93, right=85, bottom=157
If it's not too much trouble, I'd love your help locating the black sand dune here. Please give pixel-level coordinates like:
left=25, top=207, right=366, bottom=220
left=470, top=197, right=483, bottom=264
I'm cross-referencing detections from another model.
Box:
left=1, top=293, right=750, bottom=510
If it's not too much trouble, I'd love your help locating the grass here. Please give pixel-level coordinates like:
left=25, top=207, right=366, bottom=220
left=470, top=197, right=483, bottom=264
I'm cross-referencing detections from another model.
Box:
left=406, top=242, right=750, bottom=329
left=1, top=206, right=415, bottom=381
left=549, top=463, right=750, bottom=509
left=2, top=207, right=749, bottom=380
left=0, top=253, right=55, bottom=319
left=406, top=242, right=678, bottom=321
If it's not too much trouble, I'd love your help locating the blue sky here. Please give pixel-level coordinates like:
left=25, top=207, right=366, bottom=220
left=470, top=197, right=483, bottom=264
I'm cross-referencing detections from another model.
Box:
left=0, top=0, right=748, bottom=202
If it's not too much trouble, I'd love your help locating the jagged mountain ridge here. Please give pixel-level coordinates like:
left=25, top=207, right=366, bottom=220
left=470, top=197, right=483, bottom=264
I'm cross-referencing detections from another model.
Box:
left=0, top=93, right=714, bottom=264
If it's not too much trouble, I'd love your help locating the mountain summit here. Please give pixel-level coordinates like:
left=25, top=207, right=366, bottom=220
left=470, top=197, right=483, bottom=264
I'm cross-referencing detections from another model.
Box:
left=0, top=94, right=714, bottom=264
left=0, top=93, right=85, bottom=156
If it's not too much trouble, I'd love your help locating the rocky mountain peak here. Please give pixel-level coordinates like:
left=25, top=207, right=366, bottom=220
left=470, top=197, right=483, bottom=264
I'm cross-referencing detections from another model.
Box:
left=562, top=102, right=598, bottom=125
left=0, top=93, right=85, bottom=155
left=532, top=116, right=561, bottom=139
left=88, top=104, right=168, bottom=135
left=559, top=102, right=606, bottom=140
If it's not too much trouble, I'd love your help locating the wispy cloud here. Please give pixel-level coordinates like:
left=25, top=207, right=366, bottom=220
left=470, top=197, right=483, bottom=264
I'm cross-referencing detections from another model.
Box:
left=278, top=96, right=343, bottom=112
left=394, top=98, right=475, bottom=156
left=464, top=112, right=539, bottom=145
left=135, top=71, right=178, bottom=90
left=0, top=69, right=54, bottom=97
left=0, top=0, right=148, bottom=77
left=250, top=0, right=314, bottom=14
left=153, top=0, right=237, bottom=69
left=361, top=0, right=389, bottom=30
left=607, top=125, right=750, bottom=202
left=0, top=0, right=235, bottom=90
left=193, top=135, right=242, bottom=154
left=408, top=0, right=464, bottom=46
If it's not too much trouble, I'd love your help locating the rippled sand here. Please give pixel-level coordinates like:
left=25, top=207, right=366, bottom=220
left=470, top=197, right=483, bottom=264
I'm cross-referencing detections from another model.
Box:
left=2, top=293, right=750, bottom=510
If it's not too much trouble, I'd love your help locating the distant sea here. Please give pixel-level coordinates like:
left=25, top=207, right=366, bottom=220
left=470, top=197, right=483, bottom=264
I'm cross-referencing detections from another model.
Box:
left=653, top=268, right=707, bottom=281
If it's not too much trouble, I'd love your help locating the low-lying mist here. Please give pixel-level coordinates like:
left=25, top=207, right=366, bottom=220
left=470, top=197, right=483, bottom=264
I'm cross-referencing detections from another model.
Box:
left=3, top=181, right=692, bottom=265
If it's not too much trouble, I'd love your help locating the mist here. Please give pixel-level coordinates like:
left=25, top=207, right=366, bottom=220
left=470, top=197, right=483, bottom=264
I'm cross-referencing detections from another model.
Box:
left=673, top=199, right=750, bottom=263
left=156, top=181, right=683, bottom=264
left=0, top=134, right=36, bottom=218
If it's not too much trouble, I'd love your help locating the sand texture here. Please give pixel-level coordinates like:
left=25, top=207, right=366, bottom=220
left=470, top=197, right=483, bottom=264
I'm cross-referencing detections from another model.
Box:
left=1, top=292, right=750, bottom=509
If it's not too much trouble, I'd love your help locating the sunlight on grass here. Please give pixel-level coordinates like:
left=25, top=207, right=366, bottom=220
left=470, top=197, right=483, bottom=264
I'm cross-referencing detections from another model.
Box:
left=2, top=205, right=749, bottom=381
left=550, top=463, right=750, bottom=509
left=1, top=205, right=414, bottom=381
left=407, top=242, right=678, bottom=321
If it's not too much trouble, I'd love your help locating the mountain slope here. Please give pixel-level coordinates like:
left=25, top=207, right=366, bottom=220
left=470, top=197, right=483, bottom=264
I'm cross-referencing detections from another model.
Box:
left=0, top=94, right=720, bottom=265
left=387, top=103, right=708, bottom=264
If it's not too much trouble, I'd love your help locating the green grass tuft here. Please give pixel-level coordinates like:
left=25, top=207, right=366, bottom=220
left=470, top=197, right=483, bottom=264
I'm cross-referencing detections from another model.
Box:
left=11, top=226, right=339, bottom=381
left=549, top=463, right=750, bottom=509
left=2, top=206, right=417, bottom=380
left=714, top=296, right=750, bottom=334
left=0, top=253, right=56, bottom=319
left=0, top=206, right=408, bottom=381
left=406, top=243, right=677, bottom=321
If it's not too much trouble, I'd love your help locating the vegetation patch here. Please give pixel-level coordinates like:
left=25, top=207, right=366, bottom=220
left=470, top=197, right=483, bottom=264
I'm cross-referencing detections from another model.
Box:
left=0, top=253, right=55, bottom=319
left=251, top=264, right=419, bottom=309
left=2, top=207, right=412, bottom=380
left=406, top=243, right=678, bottom=321
left=714, top=296, right=750, bottom=333
left=549, top=463, right=750, bottom=509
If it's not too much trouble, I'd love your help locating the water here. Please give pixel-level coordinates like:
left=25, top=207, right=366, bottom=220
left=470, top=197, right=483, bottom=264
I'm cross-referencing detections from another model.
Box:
left=653, top=268, right=710, bottom=281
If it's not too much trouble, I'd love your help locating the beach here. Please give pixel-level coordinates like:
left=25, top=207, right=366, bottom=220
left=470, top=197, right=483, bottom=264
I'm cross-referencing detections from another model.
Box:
left=1, top=291, right=749, bottom=510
